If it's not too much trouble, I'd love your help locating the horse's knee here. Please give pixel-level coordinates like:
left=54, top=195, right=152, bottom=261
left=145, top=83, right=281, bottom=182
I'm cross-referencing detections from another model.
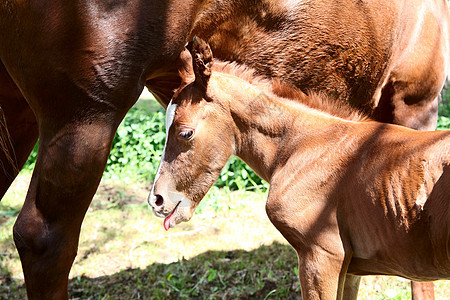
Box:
left=13, top=211, right=45, bottom=256
left=13, top=209, right=77, bottom=299
left=13, top=209, right=77, bottom=265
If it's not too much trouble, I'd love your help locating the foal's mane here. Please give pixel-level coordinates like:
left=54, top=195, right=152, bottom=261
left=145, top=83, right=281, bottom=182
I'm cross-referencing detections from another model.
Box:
left=212, top=60, right=369, bottom=122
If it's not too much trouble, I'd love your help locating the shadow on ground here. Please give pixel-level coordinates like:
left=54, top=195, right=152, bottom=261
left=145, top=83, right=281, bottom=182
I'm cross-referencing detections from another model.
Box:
left=1, top=242, right=301, bottom=300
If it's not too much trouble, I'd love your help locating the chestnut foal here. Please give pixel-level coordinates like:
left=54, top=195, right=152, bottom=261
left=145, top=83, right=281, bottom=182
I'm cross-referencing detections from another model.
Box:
left=149, top=40, right=449, bottom=299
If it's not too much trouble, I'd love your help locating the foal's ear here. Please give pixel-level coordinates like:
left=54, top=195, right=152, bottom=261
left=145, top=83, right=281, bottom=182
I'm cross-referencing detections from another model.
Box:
left=188, top=36, right=213, bottom=89
left=176, top=47, right=196, bottom=89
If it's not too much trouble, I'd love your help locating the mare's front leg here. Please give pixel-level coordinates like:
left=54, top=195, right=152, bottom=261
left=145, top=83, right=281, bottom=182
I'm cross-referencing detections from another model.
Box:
left=12, top=110, right=128, bottom=299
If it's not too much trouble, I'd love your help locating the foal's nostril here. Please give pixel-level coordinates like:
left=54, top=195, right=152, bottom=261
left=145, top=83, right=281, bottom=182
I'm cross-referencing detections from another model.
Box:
left=155, top=194, right=164, bottom=207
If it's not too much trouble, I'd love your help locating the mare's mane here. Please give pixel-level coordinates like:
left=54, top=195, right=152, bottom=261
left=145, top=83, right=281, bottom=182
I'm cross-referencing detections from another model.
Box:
left=212, top=60, right=369, bottom=122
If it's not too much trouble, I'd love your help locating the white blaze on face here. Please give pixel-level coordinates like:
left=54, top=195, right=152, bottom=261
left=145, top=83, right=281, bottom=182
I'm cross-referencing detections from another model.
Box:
left=149, top=100, right=194, bottom=230
left=150, top=100, right=178, bottom=192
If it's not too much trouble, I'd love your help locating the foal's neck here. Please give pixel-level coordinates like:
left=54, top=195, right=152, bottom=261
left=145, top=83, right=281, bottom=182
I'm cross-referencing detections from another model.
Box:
left=213, top=73, right=343, bottom=182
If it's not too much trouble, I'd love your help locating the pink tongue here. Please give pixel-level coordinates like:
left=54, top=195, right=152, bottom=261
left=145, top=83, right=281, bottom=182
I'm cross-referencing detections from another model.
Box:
left=164, top=210, right=175, bottom=231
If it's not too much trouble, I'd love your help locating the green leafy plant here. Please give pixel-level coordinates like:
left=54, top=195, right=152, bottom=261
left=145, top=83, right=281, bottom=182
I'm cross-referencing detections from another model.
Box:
left=105, top=107, right=166, bottom=182
left=437, top=88, right=450, bottom=130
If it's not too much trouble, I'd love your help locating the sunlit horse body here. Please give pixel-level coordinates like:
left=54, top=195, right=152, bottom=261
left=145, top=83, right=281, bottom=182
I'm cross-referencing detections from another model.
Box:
left=0, top=0, right=448, bottom=298
left=149, top=40, right=450, bottom=299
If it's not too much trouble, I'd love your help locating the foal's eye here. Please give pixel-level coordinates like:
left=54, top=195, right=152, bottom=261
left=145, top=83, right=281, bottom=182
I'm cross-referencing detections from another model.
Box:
left=179, top=129, right=194, bottom=140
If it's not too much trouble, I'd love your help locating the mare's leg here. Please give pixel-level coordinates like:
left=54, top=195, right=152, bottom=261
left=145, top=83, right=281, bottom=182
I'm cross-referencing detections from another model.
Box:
left=0, top=61, right=38, bottom=197
left=372, top=12, right=447, bottom=132
left=13, top=108, right=135, bottom=299
left=3, top=48, right=142, bottom=300
left=0, top=0, right=204, bottom=298
left=342, top=274, right=361, bottom=300
left=411, top=281, right=435, bottom=300
left=374, top=81, right=440, bottom=131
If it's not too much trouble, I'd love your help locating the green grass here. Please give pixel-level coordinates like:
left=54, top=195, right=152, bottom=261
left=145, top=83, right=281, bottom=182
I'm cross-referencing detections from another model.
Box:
left=1, top=173, right=449, bottom=300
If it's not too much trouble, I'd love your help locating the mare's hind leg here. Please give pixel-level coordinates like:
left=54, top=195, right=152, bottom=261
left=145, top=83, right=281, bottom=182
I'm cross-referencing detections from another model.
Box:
left=0, top=61, right=38, bottom=198
left=342, top=274, right=361, bottom=300
left=411, top=281, right=435, bottom=300
left=373, top=81, right=440, bottom=131
left=371, top=6, right=448, bottom=131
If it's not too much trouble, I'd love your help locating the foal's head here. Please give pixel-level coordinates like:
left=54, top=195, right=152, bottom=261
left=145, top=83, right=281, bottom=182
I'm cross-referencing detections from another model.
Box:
left=148, top=38, right=235, bottom=230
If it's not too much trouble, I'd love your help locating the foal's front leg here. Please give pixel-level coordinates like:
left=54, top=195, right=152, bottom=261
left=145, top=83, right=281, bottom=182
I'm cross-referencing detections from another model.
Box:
left=295, top=245, right=350, bottom=300
left=266, top=192, right=350, bottom=300
left=342, top=274, right=361, bottom=300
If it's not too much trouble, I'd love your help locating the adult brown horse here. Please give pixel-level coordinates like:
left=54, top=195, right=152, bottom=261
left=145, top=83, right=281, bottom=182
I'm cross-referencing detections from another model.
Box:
left=149, top=39, right=450, bottom=300
left=0, top=0, right=448, bottom=299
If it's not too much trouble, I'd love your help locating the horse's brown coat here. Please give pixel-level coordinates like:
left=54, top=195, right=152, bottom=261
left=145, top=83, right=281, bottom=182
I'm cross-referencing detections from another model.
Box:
left=150, top=41, right=450, bottom=299
left=0, top=0, right=448, bottom=298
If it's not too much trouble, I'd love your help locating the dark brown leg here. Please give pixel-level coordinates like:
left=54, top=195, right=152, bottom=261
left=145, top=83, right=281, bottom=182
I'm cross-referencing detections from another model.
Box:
left=13, top=116, right=122, bottom=299
left=373, top=81, right=439, bottom=131
left=0, top=62, right=38, bottom=198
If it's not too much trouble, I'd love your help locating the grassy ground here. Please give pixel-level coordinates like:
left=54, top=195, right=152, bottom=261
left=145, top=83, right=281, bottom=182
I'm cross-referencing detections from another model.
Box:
left=1, top=173, right=448, bottom=299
